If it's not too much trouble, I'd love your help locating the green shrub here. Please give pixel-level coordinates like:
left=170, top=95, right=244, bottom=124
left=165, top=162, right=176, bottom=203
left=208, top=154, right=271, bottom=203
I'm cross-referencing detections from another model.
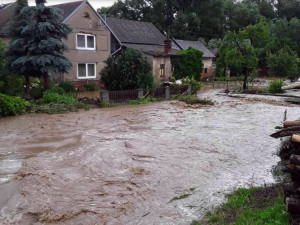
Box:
left=58, top=81, right=75, bottom=93
left=178, top=96, right=214, bottom=105
left=171, top=47, right=204, bottom=81
left=269, top=80, right=284, bottom=93
left=31, top=102, right=88, bottom=114
left=42, top=92, right=80, bottom=105
left=30, top=86, right=44, bottom=100
left=0, top=93, right=31, bottom=116
left=128, top=97, right=161, bottom=105
left=0, top=75, right=24, bottom=96
left=181, top=77, right=203, bottom=95
left=101, top=48, right=153, bottom=91
left=84, top=83, right=99, bottom=91
left=99, top=101, right=114, bottom=108
left=169, top=77, right=176, bottom=82
left=46, top=87, right=65, bottom=95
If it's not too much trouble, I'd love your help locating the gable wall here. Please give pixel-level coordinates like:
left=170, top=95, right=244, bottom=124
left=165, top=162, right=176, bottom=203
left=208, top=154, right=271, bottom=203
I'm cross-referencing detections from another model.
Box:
left=0, top=3, right=16, bottom=33
left=62, top=2, right=111, bottom=85
left=152, top=56, right=172, bottom=82
left=202, top=58, right=214, bottom=80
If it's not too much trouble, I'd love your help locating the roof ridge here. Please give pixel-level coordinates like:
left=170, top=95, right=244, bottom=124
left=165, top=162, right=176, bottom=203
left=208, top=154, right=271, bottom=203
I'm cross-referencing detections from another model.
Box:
left=51, top=0, right=84, bottom=7
left=107, top=17, right=155, bottom=25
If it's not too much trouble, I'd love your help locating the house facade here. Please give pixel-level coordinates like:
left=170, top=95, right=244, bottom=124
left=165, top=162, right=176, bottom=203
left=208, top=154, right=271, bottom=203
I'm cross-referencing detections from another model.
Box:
left=105, top=17, right=179, bottom=82
left=0, top=0, right=114, bottom=88
left=0, top=2, right=17, bottom=45
left=0, top=0, right=215, bottom=87
left=173, top=39, right=215, bottom=81
left=55, top=1, right=112, bottom=88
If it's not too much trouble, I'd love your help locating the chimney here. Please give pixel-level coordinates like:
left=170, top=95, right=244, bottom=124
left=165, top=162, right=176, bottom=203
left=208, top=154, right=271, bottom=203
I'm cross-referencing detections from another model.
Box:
left=164, top=39, right=172, bottom=54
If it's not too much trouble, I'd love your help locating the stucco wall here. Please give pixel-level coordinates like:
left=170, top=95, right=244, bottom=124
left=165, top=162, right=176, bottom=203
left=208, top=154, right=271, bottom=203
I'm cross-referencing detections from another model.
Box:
left=152, top=56, right=173, bottom=82
left=62, top=3, right=111, bottom=85
left=202, top=58, right=214, bottom=80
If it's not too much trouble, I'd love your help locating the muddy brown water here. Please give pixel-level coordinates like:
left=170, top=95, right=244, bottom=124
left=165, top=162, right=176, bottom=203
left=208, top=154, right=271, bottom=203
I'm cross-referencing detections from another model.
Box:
left=0, top=89, right=299, bottom=225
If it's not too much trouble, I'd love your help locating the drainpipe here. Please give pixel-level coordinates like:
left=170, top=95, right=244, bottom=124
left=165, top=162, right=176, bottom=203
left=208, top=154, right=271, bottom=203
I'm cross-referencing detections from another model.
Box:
left=111, top=46, right=122, bottom=57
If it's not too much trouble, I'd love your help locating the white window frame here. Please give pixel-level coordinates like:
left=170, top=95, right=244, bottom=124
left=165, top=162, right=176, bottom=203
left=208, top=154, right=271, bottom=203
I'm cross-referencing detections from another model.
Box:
left=77, top=63, right=97, bottom=79
left=76, top=33, right=96, bottom=50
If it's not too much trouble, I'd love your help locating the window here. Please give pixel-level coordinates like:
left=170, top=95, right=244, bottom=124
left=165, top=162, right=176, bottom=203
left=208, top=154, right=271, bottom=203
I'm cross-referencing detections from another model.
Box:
left=76, top=33, right=95, bottom=50
left=78, top=63, right=96, bottom=79
left=204, top=68, right=208, bottom=73
left=160, top=64, right=165, bottom=76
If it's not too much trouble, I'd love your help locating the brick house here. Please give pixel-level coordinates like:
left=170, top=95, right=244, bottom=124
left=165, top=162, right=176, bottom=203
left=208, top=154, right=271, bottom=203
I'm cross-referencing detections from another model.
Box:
left=173, top=39, right=215, bottom=81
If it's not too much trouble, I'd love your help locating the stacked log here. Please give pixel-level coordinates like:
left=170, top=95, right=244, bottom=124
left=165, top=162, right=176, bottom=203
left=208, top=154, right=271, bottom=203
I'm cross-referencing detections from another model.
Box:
left=272, top=123, right=300, bottom=224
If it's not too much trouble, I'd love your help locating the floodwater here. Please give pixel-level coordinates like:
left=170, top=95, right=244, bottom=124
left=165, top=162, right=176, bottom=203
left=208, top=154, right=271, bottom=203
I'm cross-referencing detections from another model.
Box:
left=0, top=89, right=299, bottom=225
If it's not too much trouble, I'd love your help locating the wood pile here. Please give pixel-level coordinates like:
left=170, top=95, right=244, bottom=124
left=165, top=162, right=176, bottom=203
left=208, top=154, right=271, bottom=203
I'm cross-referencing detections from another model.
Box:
left=271, top=121, right=300, bottom=225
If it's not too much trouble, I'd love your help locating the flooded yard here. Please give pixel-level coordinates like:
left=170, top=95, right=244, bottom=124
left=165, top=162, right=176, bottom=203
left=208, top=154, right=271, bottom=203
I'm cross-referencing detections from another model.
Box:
left=0, top=89, right=299, bottom=225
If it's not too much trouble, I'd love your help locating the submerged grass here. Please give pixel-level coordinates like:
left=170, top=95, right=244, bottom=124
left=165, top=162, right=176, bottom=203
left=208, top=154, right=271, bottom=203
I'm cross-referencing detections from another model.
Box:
left=128, top=97, right=162, bottom=105
left=169, top=194, right=191, bottom=203
left=178, top=95, right=214, bottom=105
left=196, top=185, right=289, bottom=225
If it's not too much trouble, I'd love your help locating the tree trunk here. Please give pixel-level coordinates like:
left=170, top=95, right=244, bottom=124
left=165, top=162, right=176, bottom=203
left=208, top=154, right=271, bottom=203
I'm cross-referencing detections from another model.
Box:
left=271, top=126, right=300, bottom=139
left=243, top=69, right=249, bottom=90
left=43, top=73, right=50, bottom=90
left=25, top=76, right=30, bottom=94
left=292, top=135, right=300, bottom=143
left=284, top=121, right=300, bottom=128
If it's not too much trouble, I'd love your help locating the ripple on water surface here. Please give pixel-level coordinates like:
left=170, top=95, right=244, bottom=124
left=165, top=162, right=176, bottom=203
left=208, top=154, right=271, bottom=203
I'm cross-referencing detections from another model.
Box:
left=0, top=89, right=299, bottom=225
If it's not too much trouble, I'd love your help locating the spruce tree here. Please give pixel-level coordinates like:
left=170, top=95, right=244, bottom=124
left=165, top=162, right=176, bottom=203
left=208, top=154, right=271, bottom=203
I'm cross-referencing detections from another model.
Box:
left=6, top=0, right=31, bottom=93
left=11, top=0, right=72, bottom=90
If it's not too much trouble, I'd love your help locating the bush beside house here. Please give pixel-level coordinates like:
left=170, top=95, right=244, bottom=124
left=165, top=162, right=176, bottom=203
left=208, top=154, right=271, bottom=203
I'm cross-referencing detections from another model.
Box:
left=172, top=47, right=204, bottom=81
left=101, top=48, right=154, bottom=91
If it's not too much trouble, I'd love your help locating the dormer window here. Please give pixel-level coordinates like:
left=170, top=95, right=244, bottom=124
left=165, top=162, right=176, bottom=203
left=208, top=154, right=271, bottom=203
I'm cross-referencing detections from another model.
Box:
left=76, top=33, right=95, bottom=50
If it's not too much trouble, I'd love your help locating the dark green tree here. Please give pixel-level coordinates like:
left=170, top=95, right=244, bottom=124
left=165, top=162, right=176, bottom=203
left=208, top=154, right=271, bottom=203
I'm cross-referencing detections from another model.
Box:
left=276, top=0, right=300, bottom=20
left=0, top=39, right=5, bottom=77
left=267, top=47, right=299, bottom=81
left=224, top=0, right=262, bottom=32
left=99, top=0, right=225, bottom=41
left=270, top=18, right=300, bottom=55
left=100, top=48, right=153, bottom=91
left=6, top=0, right=31, bottom=93
left=217, top=22, right=270, bottom=89
left=172, top=47, right=204, bottom=81
left=11, top=0, right=72, bottom=90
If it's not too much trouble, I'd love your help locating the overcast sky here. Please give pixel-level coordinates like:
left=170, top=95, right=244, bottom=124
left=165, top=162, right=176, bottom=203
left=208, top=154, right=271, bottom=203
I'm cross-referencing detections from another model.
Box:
left=0, top=0, right=116, bottom=9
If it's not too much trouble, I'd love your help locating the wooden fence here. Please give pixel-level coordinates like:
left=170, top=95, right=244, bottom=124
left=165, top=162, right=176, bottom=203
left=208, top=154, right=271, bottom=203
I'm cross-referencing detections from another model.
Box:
left=108, top=89, right=140, bottom=102
left=101, top=85, right=191, bottom=103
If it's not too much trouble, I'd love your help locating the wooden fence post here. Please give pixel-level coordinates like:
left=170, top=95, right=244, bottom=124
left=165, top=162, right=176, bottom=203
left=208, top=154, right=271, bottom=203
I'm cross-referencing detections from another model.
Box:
left=100, top=91, right=110, bottom=103
left=187, top=85, right=192, bottom=95
left=165, top=87, right=170, bottom=99
left=137, top=89, right=144, bottom=99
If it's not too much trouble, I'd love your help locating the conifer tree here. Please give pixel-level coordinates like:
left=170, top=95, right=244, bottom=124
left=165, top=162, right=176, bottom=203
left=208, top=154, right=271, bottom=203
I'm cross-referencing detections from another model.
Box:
left=6, top=0, right=31, bottom=93
left=11, top=0, right=72, bottom=90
